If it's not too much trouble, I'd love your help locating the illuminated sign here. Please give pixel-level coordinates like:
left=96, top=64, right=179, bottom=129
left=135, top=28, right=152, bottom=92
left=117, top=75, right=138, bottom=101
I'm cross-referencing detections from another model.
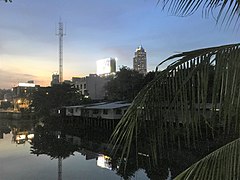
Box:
left=96, top=58, right=116, bottom=75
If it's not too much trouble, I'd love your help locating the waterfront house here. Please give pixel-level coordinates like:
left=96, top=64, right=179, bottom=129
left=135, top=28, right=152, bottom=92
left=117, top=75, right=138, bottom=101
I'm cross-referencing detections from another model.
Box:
left=64, top=101, right=131, bottom=120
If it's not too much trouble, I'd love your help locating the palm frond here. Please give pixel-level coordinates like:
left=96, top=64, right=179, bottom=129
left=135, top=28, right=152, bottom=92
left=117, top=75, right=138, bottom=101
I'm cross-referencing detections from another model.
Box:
left=109, top=43, right=240, bottom=169
left=174, top=138, right=240, bottom=179
left=157, top=0, right=240, bottom=28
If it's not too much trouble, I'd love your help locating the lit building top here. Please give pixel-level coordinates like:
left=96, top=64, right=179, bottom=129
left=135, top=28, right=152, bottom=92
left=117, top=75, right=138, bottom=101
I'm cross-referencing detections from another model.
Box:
left=18, top=83, right=35, bottom=87
left=96, top=57, right=117, bottom=76
left=135, top=45, right=146, bottom=52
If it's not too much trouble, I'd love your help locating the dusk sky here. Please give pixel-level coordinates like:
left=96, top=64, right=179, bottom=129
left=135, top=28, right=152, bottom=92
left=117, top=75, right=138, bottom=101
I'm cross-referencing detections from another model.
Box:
left=0, top=0, right=239, bottom=89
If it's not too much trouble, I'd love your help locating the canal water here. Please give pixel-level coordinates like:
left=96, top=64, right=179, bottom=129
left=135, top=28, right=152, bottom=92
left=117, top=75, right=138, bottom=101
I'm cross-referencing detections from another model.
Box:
left=0, top=118, right=149, bottom=180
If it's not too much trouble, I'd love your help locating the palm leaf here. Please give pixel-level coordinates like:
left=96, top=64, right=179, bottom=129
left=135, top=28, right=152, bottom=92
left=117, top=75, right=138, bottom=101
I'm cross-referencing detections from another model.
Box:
left=174, top=137, right=240, bottom=179
left=157, top=0, right=240, bottom=28
left=109, top=43, right=240, bottom=169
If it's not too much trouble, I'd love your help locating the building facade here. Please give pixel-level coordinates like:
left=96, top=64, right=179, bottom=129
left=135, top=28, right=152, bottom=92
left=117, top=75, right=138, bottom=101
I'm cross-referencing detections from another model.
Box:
left=133, top=45, right=147, bottom=75
left=72, top=74, right=109, bottom=100
left=12, top=81, right=39, bottom=111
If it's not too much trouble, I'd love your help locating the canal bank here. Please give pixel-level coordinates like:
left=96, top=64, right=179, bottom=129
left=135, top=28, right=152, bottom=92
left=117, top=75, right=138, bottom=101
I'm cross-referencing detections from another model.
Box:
left=0, top=110, right=35, bottom=120
left=0, top=110, right=22, bottom=119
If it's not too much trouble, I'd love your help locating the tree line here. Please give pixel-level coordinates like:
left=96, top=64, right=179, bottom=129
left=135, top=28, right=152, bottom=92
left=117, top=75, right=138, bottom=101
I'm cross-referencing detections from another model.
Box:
left=105, top=66, right=155, bottom=102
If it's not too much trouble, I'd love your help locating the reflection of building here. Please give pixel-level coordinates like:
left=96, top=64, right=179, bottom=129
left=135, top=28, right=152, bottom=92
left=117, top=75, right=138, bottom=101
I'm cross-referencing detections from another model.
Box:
left=4, top=93, right=13, bottom=102
left=97, top=155, right=112, bottom=170
left=12, top=81, right=40, bottom=111
left=72, top=74, right=108, bottom=100
left=96, top=58, right=116, bottom=76
left=12, top=128, right=34, bottom=144
left=65, top=135, right=112, bottom=170
left=51, top=73, right=60, bottom=86
left=133, top=45, right=147, bottom=75
left=0, top=132, right=3, bottom=139
left=0, top=124, right=11, bottom=139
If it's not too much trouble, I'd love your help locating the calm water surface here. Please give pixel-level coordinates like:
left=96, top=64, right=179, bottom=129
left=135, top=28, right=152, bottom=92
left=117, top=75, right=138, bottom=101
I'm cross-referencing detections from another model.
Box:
left=0, top=118, right=149, bottom=180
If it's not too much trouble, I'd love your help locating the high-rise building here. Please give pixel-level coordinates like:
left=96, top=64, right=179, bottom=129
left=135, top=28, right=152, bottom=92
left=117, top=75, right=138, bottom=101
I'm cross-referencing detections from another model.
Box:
left=96, top=57, right=116, bottom=76
left=133, top=45, right=147, bottom=75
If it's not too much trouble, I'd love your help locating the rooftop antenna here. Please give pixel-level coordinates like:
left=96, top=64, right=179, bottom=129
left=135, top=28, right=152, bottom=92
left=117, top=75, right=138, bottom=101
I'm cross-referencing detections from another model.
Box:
left=56, top=18, right=66, bottom=83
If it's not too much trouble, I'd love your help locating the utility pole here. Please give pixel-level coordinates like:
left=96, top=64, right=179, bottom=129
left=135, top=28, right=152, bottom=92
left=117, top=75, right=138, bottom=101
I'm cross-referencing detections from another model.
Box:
left=57, top=131, right=62, bottom=180
left=56, top=19, right=66, bottom=83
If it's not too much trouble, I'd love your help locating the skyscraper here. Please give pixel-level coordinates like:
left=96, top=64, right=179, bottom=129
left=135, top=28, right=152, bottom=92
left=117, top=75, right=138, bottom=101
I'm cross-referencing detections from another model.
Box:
left=133, top=45, right=147, bottom=75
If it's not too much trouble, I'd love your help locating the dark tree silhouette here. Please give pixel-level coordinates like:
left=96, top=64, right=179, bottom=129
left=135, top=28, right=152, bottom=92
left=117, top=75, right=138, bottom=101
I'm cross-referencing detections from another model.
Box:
left=31, top=83, right=81, bottom=117
left=105, top=67, right=155, bottom=101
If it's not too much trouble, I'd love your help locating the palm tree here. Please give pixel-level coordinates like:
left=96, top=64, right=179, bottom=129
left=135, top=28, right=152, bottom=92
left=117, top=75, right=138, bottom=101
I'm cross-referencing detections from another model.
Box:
left=109, top=1, right=240, bottom=178
left=110, top=42, right=240, bottom=178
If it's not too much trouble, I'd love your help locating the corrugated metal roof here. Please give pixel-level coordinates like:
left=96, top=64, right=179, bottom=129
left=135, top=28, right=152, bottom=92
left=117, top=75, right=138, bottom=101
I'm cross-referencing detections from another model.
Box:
left=64, top=102, right=107, bottom=109
left=86, top=102, right=131, bottom=110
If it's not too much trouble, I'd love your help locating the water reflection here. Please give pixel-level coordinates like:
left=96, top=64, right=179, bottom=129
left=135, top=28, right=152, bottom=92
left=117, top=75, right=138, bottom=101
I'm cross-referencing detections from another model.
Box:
left=0, top=118, right=149, bottom=180
left=0, top=120, right=11, bottom=139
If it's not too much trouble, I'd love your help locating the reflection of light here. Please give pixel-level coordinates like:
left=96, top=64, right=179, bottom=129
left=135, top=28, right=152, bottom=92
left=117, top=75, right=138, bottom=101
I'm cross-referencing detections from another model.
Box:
left=17, top=99, right=21, bottom=104
left=15, top=132, right=34, bottom=144
left=57, top=131, right=61, bottom=139
left=97, top=155, right=112, bottom=170
left=16, top=134, right=26, bottom=141
left=27, top=134, right=34, bottom=139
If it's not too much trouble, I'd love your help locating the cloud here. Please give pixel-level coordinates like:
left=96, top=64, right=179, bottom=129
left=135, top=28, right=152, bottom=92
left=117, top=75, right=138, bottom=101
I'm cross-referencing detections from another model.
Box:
left=0, top=69, right=38, bottom=89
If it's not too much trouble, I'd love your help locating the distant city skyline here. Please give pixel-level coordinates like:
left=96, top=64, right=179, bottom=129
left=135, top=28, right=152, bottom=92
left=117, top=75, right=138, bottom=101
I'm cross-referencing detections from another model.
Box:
left=0, top=0, right=239, bottom=89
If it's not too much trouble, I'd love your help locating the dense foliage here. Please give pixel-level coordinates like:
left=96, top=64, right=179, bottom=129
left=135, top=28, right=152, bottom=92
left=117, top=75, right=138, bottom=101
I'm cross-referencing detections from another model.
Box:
left=31, top=83, right=81, bottom=116
left=0, top=101, right=12, bottom=109
left=0, top=89, right=12, bottom=100
left=105, top=66, right=155, bottom=101
left=31, top=121, right=78, bottom=159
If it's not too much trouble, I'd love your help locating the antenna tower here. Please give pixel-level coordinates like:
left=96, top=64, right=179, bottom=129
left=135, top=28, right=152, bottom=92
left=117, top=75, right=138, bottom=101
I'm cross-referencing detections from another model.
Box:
left=56, top=19, right=66, bottom=83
